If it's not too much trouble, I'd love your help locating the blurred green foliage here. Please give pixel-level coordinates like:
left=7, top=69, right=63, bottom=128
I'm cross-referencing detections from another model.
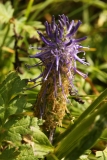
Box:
left=0, top=0, right=107, bottom=159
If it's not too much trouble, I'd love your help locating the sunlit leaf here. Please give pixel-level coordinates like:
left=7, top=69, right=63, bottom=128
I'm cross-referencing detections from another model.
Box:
left=0, top=1, right=14, bottom=23
left=0, top=72, right=27, bottom=122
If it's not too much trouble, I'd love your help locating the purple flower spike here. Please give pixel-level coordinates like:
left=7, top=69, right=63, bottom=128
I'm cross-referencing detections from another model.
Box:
left=29, top=14, right=89, bottom=93
left=29, top=14, right=89, bottom=129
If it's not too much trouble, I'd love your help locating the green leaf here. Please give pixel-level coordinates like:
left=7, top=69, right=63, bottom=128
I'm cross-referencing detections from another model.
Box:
left=0, top=116, right=53, bottom=158
left=14, top=18, right=41, bottom=38
left=1, top=116, right=53, bottom=158
left=96, top=149, right=107, bottom=160
left=65, top=114, right=107, bottom=160
left=8, top=96, right=27, bottom=115
left=32, top=128, right=53, bottom=157
left=16, top=144, right=38, bottom=160
left=56, top=88, right=107, bottom=144
left=25, top=0, right=34, bottom=19
left=0, top=1, right=14, bottom=23
left=0, top=71, right=27, bottom=103
left=0, top=72, right=53, bottom=159
left=55, top=102, right=107, bottom=159
left=0, top=148, right=19, bottom=160
left=46, top=153, right=59, bottom=160
left=3, top=116, right=31, bottom=146
left=0, top=71, right=27, bottom=122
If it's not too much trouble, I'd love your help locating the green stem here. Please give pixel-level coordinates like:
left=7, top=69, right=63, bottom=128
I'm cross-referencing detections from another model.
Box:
left=25, top=0, right=34, bottom=20
left=0, top=23, right=10, bottom=60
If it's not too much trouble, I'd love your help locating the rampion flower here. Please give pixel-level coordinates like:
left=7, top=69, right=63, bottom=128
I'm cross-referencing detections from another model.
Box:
left=28, top=14, right=89, bottom=130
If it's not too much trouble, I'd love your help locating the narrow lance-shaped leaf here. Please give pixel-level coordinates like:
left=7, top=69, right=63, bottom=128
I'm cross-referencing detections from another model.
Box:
left=55, top=102, right=107, bottom=159
left=65, top=113, right=107, bottom=160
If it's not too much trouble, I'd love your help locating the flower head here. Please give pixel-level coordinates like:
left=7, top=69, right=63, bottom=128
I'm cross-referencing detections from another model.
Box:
left=28, top=14, right=89, bottom=129
left=29, top=14, right=89, bottom=88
